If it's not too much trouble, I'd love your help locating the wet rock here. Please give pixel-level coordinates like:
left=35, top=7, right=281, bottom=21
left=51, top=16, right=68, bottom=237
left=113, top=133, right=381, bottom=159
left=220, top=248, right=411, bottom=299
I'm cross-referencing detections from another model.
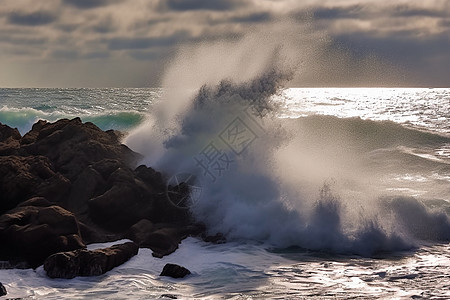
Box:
left=44, top=242, right=139, bottom=279
left=0, top=282, right=6, bottom=296
left=128, top=222, right=205, bottom=258
left=160, top=263, right=191, bottom=278
left=0, top=203, right=85, bottom=268
left=126, top=219, right=154, bottom=243
left=202, top=232, right=226, bottom=244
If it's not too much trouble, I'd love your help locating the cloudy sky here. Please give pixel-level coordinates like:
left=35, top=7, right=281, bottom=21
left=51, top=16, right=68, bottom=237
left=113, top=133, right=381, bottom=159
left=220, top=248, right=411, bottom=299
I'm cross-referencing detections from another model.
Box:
left=0, top=0, right=449, bottom=87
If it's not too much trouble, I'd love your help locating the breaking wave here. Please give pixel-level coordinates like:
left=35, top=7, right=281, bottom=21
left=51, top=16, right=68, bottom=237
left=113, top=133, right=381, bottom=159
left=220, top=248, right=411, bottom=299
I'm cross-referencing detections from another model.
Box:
left=0, top=106, right=145, bottom=134
left=125, top=69, right=449, bottom=256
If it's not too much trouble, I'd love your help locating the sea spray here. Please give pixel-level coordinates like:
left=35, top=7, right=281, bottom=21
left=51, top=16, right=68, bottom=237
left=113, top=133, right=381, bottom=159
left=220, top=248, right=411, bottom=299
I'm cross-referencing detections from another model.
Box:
left=124, top=23, right=450, bottom=255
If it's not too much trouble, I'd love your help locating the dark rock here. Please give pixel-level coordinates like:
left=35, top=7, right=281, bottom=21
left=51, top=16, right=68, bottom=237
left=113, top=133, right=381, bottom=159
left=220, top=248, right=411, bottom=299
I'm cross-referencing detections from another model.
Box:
left=0, top=118, right=207, bottom=268
left=44, top=242, right=138, bottom=279
left=202, top=232, right=226, bottom=244
left=0, top=203, right=85, bottom=268
left=126, top=219, right=154, bottom=243
left=145, top=228, right=181, bottom=258
left=0, top=282, right=6, bottom=296
left=161, top=294, right=178, bottom=299
left=160, top=263, right=191, bottom=278
left=0, top=155, right=70, bottom=214
left=87, top=165, right=189, bottom=231
left=0, top=123, right=21, bottom=156
left=20, top=118, right=142, bottom=180
left=130, top=223, right=205, bottom=258
left=18, top=197, right=53, bottom=208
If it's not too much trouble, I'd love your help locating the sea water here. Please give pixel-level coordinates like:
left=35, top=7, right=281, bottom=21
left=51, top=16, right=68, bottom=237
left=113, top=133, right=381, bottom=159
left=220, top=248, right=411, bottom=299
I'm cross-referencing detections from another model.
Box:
left=0, top=86, right=449, bottom=299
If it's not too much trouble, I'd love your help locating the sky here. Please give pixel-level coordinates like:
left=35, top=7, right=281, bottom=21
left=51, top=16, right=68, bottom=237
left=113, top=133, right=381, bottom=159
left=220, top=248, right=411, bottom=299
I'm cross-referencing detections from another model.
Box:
left=0, top=0, right=449, bottom=87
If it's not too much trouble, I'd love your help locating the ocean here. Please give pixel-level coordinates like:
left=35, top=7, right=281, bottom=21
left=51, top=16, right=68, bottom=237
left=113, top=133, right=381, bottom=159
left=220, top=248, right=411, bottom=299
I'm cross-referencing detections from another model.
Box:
left=0, top=86, right=449, bottom=299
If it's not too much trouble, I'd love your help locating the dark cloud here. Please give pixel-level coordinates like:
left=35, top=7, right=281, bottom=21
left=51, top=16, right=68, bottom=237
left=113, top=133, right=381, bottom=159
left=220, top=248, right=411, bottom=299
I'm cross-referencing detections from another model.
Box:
left=333, top=33, right=450, bottom=86
left=312, top=5, right=366, bottom=20
left=107, top=32, right=188, bottom=50
left=311, top=4, right=446, bottom=20
left=230, top=12, right=272, bottom=23
left=63, top=0, right=123, bottom=9
left=391, top=5, right=445, bottom=18
left=91, top=16, right=117, bottom=33
left=0, top=34, right=48, bottom=45
left=335, top=32, right=450, bottom=60
left=58, top=23, right=80, bottom=32
left=161, top=0, right=241, bottom=11
left=7, top=11, right=56, bottom=26
left=438, top=19, right=450, bottom=28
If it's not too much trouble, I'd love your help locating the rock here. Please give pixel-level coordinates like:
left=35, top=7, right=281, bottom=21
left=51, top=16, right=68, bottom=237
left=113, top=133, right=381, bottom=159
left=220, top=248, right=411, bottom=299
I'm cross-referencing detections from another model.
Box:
left=202, top=233, right=226, bottom=244
left=126, top=221, right=205, bottom=258
left=18, top=197, right=53, bottom=208
left=0, top=155, right=70, bottom=215
left=87, top=164, right=189, bottom=231
left=44, top=242, right=138, bottom=279
left=0, top=118, right=207, bottom=268
left=126, top=219, right=154, bottom=243
left=0, top=203, right=85, bottom=268
left=0, top=282, right=6, bottom=296
left=161, top=294, right=178, bottom=299
left=0, top=122, right=21, bottom=156
left=143, top=228, right=181, bottom=258
left=20, top=118, right=141, bottom=180
left=160, top=263, right=191, bottom=278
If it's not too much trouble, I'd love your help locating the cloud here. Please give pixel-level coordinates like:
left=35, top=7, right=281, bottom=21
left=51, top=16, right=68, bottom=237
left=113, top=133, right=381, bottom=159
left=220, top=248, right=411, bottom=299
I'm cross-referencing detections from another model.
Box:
left=390, top=5, right=445, bottom=17
left=312, top=5, right=366, bottom=20
left=160, top=0, right=242, bottom=11
left=0, top=0, right=449, bottom=87
left=107, top=32, right=189, bottom=50
left=62, top=0, right=123, bottom=9
left=82, top=51, right=111, bottom=59
left=50, top=49, right=79, bottom=59
left=333, top=32, right=450, bottom=86
left=230, top=12, right=272, bottom=23
left=90, top=16, right=117, bottom=33
left=7, top=11, right=57, bottom=26
left=128, top=50, right=168, bottom=61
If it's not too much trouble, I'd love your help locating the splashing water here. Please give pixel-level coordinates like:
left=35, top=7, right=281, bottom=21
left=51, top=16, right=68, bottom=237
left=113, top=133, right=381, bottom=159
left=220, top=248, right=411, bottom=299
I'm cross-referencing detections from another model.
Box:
left=124, top=22, right=449, bottom=256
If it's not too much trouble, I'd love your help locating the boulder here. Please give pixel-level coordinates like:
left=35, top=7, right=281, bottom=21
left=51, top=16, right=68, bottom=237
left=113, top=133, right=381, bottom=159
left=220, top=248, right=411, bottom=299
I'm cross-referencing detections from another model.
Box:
left=44, top=242, right=138, bottom=279
left=87, top=164, right=189, bottom=231
left=0, top=155, right=70, bottom=215
left=20, top=118, right=142, bottom=180
left=0, top=203, right=85, bottom=268
left=126, top=219, right=154, bottom=243
left=202, top=232, right=226, bottom=244
left=0, top=282, right=6, bottom=296
left=127, top=222, right=205, bottom=258
left=160, top=263, right=191, bottom=278
left=0, top=118, right=207, bottom=268
left=0, top=123, right=21, bottom=156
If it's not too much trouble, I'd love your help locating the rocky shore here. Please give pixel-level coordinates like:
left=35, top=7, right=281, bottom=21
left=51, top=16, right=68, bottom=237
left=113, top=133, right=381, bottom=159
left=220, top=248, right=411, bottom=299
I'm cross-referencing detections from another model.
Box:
left=0, top=118, right=204, bottom=277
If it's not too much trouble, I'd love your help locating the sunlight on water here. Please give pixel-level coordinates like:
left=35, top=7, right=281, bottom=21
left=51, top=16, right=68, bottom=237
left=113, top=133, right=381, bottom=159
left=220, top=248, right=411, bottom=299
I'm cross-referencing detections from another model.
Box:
left=281, top=88, right=450, bottom=135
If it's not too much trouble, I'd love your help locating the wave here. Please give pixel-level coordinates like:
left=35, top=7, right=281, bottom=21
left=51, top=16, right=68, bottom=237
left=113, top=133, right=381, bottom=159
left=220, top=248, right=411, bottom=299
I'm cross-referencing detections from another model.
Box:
left=0, top=106, right=145, bottom=134
left=125, top=68, right=449, bottom=256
